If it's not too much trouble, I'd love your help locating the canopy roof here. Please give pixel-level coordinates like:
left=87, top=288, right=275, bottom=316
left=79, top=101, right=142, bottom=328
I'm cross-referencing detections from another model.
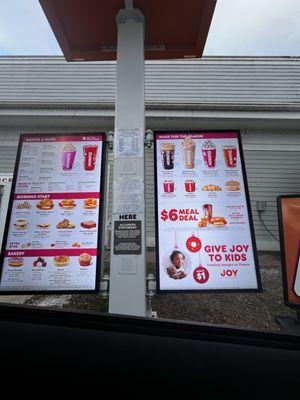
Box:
left=39, top=0, right=216, bottom=61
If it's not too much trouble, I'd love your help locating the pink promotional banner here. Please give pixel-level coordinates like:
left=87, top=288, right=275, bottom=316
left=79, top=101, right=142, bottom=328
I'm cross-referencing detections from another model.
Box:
left=0, top=133, right=106, bottom=293
left=154, top=130, right=261, bottom=293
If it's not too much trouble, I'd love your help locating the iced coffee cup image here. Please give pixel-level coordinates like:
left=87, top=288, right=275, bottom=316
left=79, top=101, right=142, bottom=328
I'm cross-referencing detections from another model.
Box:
left=61, top=143, right=76, bottom=170
left=223, top=144, right=237, bottom=168
left=181, top=137, right=195, bottom=169
left=160, top=143, right=175, bottom=170
left=83, top=144, right=98, bottom=171
left=201, top=140, right=216, bottom=168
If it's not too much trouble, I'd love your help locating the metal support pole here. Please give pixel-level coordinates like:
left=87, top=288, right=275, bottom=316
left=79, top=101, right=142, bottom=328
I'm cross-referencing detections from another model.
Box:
left=108, top=6, right=147, bottom=316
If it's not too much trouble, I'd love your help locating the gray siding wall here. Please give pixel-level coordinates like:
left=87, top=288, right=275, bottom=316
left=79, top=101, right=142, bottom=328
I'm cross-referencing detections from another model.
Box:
left=244, top=149, right=300, bottom=243
left=0, top=146, right=17, bottom=173
left=0, top=56, right=300, bottom=106
left=241, top=130, right=300, bottom=249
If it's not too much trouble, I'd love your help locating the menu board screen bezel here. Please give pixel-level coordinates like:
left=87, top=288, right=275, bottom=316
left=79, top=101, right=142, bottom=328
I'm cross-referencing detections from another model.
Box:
left=0, top=132, right=106, bottom=294
left=154, top=130, right=261, bottom=293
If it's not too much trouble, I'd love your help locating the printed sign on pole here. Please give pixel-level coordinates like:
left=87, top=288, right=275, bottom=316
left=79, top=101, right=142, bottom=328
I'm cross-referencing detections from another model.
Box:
left=278, top=195, right=300, bottom=309
left=0, top=133, right=106, bottom=293
left=0, top=174, right=13, bottom=184
left=154, top=130, right=261, bottom=293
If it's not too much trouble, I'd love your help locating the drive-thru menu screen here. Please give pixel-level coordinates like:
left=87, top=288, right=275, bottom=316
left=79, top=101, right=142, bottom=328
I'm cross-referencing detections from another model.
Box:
left=278, top=196, right=300, bottom=309
left=154, top=130, right=261, bottom=293
left=0, top=133, right=105, bottom=293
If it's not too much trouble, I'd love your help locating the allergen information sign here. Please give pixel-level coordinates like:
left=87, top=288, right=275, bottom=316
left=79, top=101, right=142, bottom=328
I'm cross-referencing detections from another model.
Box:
left=0, top=133, right=106, bottom=294
left=114, top=216, right=142, bottom=255
left=154, top=130, right=261, bottom=293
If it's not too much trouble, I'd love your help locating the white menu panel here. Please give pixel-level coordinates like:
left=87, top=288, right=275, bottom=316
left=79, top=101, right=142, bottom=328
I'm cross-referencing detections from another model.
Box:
left=0, top=133, right=104, bottom=292
left=155, top=131, right=261, bottom=292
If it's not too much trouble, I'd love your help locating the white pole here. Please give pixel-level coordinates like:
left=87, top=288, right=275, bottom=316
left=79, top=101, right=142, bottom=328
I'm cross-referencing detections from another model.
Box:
left=108, top=5, right=147, bottom=316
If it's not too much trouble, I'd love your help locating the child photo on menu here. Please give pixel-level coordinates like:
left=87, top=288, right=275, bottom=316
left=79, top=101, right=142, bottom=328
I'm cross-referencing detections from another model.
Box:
left=166, top=250, right=188, bottom=280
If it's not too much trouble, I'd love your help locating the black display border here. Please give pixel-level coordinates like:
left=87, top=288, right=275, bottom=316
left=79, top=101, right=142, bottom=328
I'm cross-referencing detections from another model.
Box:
left=0, top=132, right=106, bottom=294
left=293, top=244, right=300, bottom=300
left=154, top=130, right=262, bottom=294
left=277, top=195, right=300, bottom=310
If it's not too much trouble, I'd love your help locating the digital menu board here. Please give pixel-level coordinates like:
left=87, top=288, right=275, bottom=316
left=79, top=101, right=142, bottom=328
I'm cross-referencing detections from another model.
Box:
left=278, top=195, right=300, bottom=309
left=154, top=130, right=261, bottom=293
left=0, top=133, right=105, bottom=293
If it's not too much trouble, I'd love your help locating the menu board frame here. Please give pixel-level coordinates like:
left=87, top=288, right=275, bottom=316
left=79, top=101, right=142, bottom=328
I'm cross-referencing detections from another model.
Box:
left=154, top=130, right=261, bottom=294
left=0, top=132, right=106, bottom=294
left=277, top=195, right=300, bottom=310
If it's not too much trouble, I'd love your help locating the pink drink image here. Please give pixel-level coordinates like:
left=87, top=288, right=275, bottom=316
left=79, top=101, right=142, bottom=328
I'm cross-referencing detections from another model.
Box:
left=83, top=145, right=98, bottom=171
left=202, top=140, right=216, bottom=168
left=163, top=180, right=174, bottom=193
left=185, top=180, right=195, bottom=192
left=62, top=143, right=76, bottom=170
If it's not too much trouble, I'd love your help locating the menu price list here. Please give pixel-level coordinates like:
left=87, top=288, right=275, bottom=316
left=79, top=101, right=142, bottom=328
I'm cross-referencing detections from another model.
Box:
left=0, top=134, right=104, bottom=292
left=7, top=194, right=99, bottom=251
left=1, top=249, right=97, bottom=291
left=155, top=131, right=260, bottom=292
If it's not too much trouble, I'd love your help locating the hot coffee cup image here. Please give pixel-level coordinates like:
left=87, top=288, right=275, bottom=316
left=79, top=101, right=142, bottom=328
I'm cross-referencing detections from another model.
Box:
left=223, top=145, right=237, bottom=168
left=202, top=140, right=216, bottom=168
left=163, top=180, right=174, bottom=193
left=61, top=143, right=76, bottom=170
left=83, top=144, right=98, bottom=171
left=160, top=143, right=175, bottom=170
left=181, top=137, right=195, bottom=169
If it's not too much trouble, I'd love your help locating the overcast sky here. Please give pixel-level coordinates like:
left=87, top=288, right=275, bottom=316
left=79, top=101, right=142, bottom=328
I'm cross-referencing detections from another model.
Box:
left=0, top=0, right=300, bottom=56
left=205, top=0, right=300, bottom=55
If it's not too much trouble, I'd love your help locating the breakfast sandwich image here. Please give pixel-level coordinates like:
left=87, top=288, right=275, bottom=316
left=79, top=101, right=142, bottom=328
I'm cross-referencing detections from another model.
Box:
left=56, top=219, right=76, bottom=229
left=13, top=219, right=28, bottom=230
left=83, top=198, right=97, bottom=209
left=210, top=216, right=227, bottom=227
left=36, top=223, right=51, bottom=229
left=36, top=198, right=54, bottom=210
left=59, top=199, right=76, bottom=209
